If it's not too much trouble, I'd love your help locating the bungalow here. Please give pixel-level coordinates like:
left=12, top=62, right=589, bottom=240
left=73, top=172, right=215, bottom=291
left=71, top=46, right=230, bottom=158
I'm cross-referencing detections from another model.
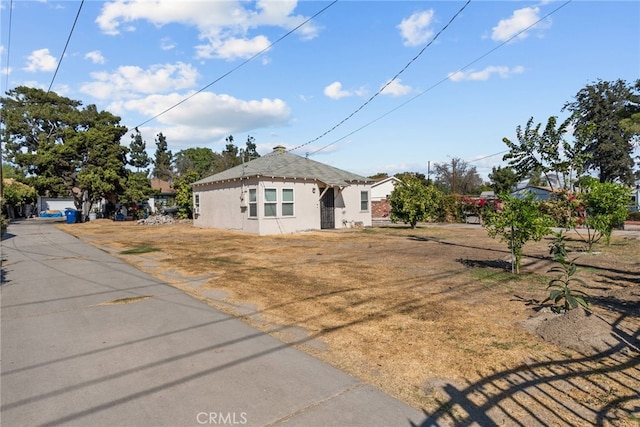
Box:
left=148, top=178, right=176, bottom=214
left=191, top=146, right=372, bottom=235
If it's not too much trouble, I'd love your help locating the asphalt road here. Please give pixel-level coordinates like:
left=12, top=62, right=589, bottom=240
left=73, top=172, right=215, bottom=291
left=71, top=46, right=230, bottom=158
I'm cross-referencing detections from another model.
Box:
left=0, top=220, right=429, bottom=427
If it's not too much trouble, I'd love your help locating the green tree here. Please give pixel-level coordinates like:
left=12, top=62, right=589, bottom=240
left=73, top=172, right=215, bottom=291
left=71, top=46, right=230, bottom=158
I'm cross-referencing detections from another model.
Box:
left=2, top=179, right=37, bottom=218
left=221, top=135, right=240, bottom=170
left=174, top=147, right=221, bottom=179
left=433, top=158, right=483, bottom=195
left=502, top=116, right=581, bottom=191
left=2, top=164, right=24, bottom=180
left=482, top=193, right=555, bottom=274
left=152, top=132, right=174, bottom=181
left=120, top=171, right=154, bottom=218
left=489, top=166, right=519, bottom=194
left=242, top=135, right=260, bottom=162
left=563, top=79, right=637, bottom=184
left=394, top=172, right=429, bottom=187
left=389, top=174, right=442, bottom=228
left=1, top=87, right=128, bottom=211
left=173, top=170, right=200, bottom=219
left=129, top=128, right=150, bottom=172
left=368, top=172, right=389, bottom=181
left=576, top=178, right=632, bottom=249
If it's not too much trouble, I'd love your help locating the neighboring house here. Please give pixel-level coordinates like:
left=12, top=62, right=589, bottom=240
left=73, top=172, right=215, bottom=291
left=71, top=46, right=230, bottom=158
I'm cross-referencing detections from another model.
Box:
left=149, top=178, right=176, bottom=213
left=510, top=186, right=555, bottom=201
left=191, top=146, right=372, bottom=235
left=631, top=180, right=640, bottom=212
left=370, top=176, right=401, bottom=220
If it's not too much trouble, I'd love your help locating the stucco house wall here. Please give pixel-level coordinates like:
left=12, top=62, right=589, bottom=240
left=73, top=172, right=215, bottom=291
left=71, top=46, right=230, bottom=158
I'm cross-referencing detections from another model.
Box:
left=192, top=146, right=372, bottom=235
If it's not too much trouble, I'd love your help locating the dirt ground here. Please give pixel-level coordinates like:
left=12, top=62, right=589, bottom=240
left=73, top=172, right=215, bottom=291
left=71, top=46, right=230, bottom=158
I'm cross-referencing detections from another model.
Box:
left=60, top=220, right=640, bottom=426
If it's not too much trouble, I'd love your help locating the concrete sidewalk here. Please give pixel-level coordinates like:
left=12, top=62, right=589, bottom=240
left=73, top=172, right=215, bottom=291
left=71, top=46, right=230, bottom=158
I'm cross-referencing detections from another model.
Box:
left=1, top=220, right=428, bottom=427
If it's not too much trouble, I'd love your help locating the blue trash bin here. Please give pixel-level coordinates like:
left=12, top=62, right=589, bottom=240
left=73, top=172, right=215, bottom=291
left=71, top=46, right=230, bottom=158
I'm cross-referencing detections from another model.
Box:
left=64, top=208, right=77, bottom=224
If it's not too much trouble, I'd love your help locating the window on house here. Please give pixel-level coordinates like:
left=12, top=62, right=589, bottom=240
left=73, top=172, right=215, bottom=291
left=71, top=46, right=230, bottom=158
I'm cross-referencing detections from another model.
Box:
left=194, top=194, right=200, bottom=213
left=360, top=191, right=369, bottom=211
left=282, top=188, right=294, bottom=216
left=248, top=189, right=257, bottom=218
left=264, top=188, right=277, bottom=217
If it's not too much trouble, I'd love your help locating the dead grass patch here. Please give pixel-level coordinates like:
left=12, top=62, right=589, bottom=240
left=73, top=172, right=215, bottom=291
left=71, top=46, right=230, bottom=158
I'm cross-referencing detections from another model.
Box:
left=60, top=221, right=640, bottom=426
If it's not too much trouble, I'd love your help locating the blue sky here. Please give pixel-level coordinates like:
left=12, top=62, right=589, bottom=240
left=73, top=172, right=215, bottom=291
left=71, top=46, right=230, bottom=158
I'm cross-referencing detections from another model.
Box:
left=1, top=0, right=638, bottom=180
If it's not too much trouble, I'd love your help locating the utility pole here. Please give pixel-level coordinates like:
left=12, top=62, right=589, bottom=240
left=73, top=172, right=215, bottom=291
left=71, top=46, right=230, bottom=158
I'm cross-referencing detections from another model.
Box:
left=451, top=157, right=456, bottom=194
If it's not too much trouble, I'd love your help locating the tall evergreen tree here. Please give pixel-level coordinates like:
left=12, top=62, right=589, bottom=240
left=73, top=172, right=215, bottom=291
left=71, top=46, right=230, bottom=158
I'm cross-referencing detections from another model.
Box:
left=152, top=132, right=173, bottom=181
left=129, top=128, right=150, bottom=172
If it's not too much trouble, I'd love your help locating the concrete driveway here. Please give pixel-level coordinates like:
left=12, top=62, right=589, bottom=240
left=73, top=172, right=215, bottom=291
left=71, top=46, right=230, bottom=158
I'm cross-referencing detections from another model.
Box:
left=1, top=220, right=428, bottom=427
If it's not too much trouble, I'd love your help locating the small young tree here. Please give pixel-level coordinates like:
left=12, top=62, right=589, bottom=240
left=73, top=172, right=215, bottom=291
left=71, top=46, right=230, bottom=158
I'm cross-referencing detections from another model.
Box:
left=389, top=174, right=442, bottom=228
left=482, top=193, right=555, bottom=274
left=575, top=178, right=632, bottom=249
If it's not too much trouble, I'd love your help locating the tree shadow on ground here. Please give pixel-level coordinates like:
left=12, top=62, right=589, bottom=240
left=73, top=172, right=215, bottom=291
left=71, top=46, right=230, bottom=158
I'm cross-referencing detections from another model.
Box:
left=456, top=258, right=512, bottom=271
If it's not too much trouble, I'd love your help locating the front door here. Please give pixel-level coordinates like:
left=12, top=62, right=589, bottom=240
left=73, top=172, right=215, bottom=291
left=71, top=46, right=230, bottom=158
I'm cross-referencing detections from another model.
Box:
left=320, top=188, right=335, bottom=229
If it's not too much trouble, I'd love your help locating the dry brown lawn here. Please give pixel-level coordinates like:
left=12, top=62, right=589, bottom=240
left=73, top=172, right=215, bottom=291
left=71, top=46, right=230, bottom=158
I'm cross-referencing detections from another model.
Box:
left=60, top=220, right=640, bottom=426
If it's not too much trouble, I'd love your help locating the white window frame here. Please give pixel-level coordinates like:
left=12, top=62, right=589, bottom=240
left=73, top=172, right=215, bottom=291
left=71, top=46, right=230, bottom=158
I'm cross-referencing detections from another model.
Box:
left=248, top=188, right=257, bottom=218
left=282, top=188, right=294, bottom=217
left=360, top=190, right=369, bottom=212
left=194, top=194, right=200, bottom=214
left=264, top=188, right=277, bottom=217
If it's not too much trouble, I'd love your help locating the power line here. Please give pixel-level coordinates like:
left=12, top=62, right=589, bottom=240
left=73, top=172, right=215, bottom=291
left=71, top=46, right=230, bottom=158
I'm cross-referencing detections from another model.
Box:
left=47, top=0, right=84, bottom=94
left=289, top=0, right=472, bottom=154
left=134, top=0, right=338, bottom=129
left=307, top=0, right=572, bottom=157
left=2, top=0, right=13, bottom=95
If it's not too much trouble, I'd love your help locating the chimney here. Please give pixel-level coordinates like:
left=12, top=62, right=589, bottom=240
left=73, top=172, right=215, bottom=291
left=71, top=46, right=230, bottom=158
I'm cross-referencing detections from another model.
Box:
left=273, top=145, right=286, bottom=153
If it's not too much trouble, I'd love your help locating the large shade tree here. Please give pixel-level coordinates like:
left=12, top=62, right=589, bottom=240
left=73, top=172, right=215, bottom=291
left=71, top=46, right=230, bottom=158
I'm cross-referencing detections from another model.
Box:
left=1, top=87, right=128, bottom=211
left=563, top=79, right=638, bottom=185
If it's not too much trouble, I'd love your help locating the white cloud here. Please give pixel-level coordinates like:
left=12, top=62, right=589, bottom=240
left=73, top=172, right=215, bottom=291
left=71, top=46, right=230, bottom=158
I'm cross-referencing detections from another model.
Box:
left=85, top=50, right=105, bottom=64
left=96, top=0, right=319, bottom=60
left=448, top=65, right=524, bottom=82
left=380, top=79, right=412, bottom=96
left=196, top=35, right=271, bottom=61
left=397, top=10, right=435, bottom=47
left=115, top=91, right=291, bottom=147
left=23, top=48, right=57, bottom=72
left=160, top=37, right=175, bottom=51
left=324, top=81, right=352, bottom=100
left=491, top=7, right=550, bottom=42
left=79, top=62, right=199, bottom=99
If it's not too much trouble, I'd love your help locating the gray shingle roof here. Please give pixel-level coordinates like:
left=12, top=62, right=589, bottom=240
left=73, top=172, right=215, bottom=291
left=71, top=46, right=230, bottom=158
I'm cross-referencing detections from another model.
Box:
left=192, top=149, right=371, bottom=187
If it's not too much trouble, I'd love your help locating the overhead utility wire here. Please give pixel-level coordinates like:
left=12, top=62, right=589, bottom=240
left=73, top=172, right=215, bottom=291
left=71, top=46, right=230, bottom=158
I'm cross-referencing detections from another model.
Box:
left=47, top=0, right=84, bottom=94
left=2, top=0, right=13, bottom=95
left=134, top=0, right=338, bottom=129
left=288, top=0, right=472, bottom=154
left=307, top=0, right=572, bottom=157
